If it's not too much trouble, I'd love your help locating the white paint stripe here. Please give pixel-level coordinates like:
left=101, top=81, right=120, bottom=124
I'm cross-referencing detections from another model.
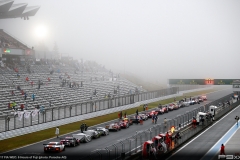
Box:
left=166, top=105, right=240, bottom=160
left=201, top=120, right=239, bottom=160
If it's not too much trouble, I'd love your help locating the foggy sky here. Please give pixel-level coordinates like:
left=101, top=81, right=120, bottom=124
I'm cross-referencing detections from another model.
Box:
left=1, top=0, right=240, bottom=82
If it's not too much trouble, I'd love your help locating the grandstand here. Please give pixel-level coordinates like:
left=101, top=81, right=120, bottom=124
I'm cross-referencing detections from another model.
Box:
left=0, top=30, right=146, bottom=116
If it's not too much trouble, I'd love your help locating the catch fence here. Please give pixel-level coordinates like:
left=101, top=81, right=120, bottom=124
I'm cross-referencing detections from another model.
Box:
left=81, top=93, right=239, bottom=160
left=0, top=87, right=179, bottom=133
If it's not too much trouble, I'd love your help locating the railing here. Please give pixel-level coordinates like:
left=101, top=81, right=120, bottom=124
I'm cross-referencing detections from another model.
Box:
left=0, top=87, right=179, bottom=133
left=80, top=93, right=239, bottom=160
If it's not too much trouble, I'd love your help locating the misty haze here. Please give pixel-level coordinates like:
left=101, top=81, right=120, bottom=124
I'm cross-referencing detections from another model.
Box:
left=1, top=0, right=240, bottom=86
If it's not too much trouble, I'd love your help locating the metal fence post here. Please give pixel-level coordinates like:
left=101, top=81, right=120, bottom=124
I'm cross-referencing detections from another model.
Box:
left=105, top=147, right=111, bottom=160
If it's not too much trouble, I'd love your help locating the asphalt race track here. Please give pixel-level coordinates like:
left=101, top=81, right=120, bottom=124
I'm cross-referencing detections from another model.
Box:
left=1, top=87, right=233, bottom=159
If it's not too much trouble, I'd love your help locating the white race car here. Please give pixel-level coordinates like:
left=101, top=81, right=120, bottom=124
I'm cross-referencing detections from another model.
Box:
left=72, top=133, right=92, bottom=143
left=43, top=142, right=65, bottom=152
left=201, top=95, right=207, bottom=101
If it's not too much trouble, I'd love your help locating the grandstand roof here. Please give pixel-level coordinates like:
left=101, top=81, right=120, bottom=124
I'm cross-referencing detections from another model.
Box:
left=0, top=0, right=40, bottom=19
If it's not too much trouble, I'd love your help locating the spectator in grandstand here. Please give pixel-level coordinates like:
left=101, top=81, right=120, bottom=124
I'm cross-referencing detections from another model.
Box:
left=47, top=77, right=51, bottom=82
left=25, top=102, right=28, bottom=110
left=12, top=101, right=16, bottom=110
left=40, top=106, right=45, bottom=113
left=32, top=93, right=35, bottom=101
left=59, top=75, right=62, bottom=80
left=25, top=77, right=29, bottom=81
left=17, top=85, right=21, bottom=91
left=21, top=90, right=24, bottom=95
left=8, top=102, right=11, bottom=109
left=20, top=104, right=24, bottom=111
left=17, top=73, right=20, bottom=78
left=38, top=80, right=41, bottom=89
left=30, top=81, right=33, bottom=87
left=14, top=68, right=18, bottom=73
left=11, top=90, right=15, bottom=96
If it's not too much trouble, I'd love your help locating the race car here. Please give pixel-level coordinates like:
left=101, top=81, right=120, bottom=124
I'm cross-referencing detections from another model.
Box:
left=72, top=133, right=92, bottom=143
left=83, top=130, right=101, bottom=139
left=123, top=117, right=133, bottom=125
left=146, top=110, right=157, bottom=118
left=119, top=120, right=130, bottom=128
left=197, top=96, right=203, bottom=102
left=192, top=98, right=200, bottom=104
left=168, top=104, right=174, bottom=111
left=130, top=115, right=140, bottom=124
left=181, top=101, right=190, bottom=107
left=155, top=108, right=164, bottom=115
left=105, top=122, right=121, bottom=131
left=139, top=114, right=148, bottom=120
left=60, top=137, right=80, bottom=147
left=162, top=106, right=168, bottom=113
left=172, top=103, right=179, bottom=110
left=94, top=127, right=109, bottom=136
left=43, top=142, right=65, bottom=152
left=201, top=95, right=207, bottom=101
left=189, top=99, right=196, bottom=105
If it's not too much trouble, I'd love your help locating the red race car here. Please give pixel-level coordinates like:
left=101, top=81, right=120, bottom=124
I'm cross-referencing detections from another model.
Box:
left=146, top=110, right=157, bottom=118
left=119, top=120, right=130, bottom=128
left=105, top=122, right=121, bottom=131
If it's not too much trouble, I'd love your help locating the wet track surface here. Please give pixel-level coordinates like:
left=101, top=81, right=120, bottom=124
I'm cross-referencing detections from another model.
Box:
left=1, top=88, right=233, bottom=159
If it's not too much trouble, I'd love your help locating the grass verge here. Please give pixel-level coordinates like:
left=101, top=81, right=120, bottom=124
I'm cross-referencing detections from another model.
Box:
left=0, top=89, right=217, bottom=153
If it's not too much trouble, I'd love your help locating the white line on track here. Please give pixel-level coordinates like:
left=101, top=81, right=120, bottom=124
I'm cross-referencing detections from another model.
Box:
left=203, top=124, right=240, bottom=160
left=166, top=104, right=240, bottom=160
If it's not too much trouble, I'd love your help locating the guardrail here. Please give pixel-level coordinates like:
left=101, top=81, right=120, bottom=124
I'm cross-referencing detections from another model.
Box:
left=81, top=93, right=239, bottom=160
left=0, top=87, right=178, bottom=133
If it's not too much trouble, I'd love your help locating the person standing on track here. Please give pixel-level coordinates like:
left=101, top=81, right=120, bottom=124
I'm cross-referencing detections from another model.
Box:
left=154, top=114, right=158, bottom=124
left=55, top=127, right=59, bottom=138
left=235, top=116, right=239, bottom=125
left=220, top=144, right=226, bottom=155
left=164, top=118, right=167, bottom=128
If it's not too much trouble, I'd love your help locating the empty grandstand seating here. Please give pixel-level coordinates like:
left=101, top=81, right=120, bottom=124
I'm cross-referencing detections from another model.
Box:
left=0, top=59, right=145, bottom=116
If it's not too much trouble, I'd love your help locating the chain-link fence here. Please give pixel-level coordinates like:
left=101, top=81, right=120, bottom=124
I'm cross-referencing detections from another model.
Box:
left=81, top=93, right=240, bottom=160
left=0, top=87, right=180, bottom=133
